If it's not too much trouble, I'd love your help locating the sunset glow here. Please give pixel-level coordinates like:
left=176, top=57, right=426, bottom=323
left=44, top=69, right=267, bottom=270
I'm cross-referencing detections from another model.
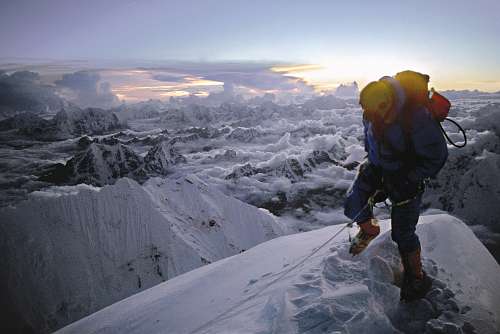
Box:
left=2, top=0, right=499, bottom=102
left=270, top=64, right=324, bottom=73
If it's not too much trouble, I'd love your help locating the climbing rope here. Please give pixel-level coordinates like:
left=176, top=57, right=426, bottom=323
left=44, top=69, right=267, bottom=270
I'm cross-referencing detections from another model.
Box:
left=189, top=191, right=381, bottom=334
left=440, top=118, right=467, bottom=148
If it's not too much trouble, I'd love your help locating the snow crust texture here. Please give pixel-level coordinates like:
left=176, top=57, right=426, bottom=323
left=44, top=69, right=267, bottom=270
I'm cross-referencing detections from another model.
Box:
left=0, top=175, right=283, bottom=333
left=57, top=214, right=500, bottom=334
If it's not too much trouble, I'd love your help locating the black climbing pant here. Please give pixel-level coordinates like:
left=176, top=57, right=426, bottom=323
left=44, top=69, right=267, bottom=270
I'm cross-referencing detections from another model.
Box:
left=344, top=160, right=423, bottom=253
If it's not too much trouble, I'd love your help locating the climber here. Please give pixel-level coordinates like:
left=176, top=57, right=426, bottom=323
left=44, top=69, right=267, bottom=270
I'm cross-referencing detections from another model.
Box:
left=344, top=70, right=448, bottom=302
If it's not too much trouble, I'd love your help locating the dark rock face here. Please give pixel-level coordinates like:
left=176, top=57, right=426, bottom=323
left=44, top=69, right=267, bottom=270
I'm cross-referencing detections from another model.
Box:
left=40, top=143, right=145, bottom=186
left=225, top=163, right=260, bottom=180
left=225, top=156, right=324, bottom=183
left=257, top=186, right=347, bottom=219
left=272, top=158, right=306, bottom=181
left=226, top=150, right=345, bottom=184
left=50, top=108, right=123, bottom=139
left=226, top=158, right=307, bottom=182
left=304, top=150, right=336, bottom=169
left=144, top=142, right=187, bottom=175
left=39, top=140, right=187, bottom=187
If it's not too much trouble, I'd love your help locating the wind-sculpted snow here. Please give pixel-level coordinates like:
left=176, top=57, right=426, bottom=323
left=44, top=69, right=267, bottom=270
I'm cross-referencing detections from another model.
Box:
left=473, top=102, right=500, bottom=137
left=423, top=102, right=500, bottom=241
left=0, top=175, right=283, bottom=333
left=56, top=214, right=500, bottom=334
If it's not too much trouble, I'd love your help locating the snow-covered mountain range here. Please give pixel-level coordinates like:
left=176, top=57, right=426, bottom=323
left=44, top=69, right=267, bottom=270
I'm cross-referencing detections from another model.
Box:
left=39, top=139, right=187, bottom=186
left=0, top=107, right=123, bottom=141
left=1, top=86, right=499, bottom=333
left=0, top=175, right=283, bottom=332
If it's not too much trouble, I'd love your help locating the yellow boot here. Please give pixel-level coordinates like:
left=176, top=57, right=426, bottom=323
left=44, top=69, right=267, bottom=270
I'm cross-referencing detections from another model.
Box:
left=349, top=218, right=380, bottom=256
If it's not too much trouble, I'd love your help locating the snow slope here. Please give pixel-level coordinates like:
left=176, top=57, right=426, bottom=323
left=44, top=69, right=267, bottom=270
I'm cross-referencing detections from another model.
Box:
left=0, top=175, right=283, bottom=333
left=57, top=214, right=500, bottom=334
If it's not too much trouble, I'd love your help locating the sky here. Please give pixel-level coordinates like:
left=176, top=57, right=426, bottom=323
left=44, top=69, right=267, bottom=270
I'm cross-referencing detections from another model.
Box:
left=1, top=0, right=500, bottom=101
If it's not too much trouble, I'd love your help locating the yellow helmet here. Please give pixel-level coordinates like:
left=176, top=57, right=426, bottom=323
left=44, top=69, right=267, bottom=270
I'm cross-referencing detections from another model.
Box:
left=395, top=70, right=430, bottom=102
left=359, top=80, right=394, bottom=119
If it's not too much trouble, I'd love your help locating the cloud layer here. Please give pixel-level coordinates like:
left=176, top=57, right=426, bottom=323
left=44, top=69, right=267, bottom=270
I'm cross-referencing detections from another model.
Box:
left=55, top=71, right=119, bottom=109
left=1, top=60, right=358, bottom=105
left=0, top=70, right=64, bottom=117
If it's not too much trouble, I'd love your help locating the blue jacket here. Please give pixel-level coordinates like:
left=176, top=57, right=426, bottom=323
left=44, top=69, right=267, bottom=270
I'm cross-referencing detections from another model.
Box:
left=364, top=104, right=448, bottom=182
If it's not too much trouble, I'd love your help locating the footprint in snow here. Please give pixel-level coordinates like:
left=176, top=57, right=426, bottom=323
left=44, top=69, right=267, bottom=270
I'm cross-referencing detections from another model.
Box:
left=247, top=278, right=258, bottom=286
left=261, top=272, right=273, bottom=278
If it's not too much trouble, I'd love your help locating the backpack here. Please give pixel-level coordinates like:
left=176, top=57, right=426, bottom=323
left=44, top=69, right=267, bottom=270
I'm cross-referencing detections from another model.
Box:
left=427, top=89, right=467, bottom=148
left=378, top=90, right=466, bottom=171
left=384, top=89, right=466, bottom=149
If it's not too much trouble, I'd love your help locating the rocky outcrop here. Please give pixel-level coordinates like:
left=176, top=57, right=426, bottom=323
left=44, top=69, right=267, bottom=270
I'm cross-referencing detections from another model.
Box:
left=39, top=140, right=187, bottom=186
left=39, top=142, right=145, bottom=186
left=225, top=163, right=261, bottom=180
left=144, top=141, right=187, bottom=175
left=226, top=127, right=261, bottom=142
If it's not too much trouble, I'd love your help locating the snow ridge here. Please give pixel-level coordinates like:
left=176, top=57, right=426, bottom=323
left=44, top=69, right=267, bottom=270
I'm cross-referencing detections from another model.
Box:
left=56, top=214, right=500, bottom=334
left=0, top=175, right=283, bottom=333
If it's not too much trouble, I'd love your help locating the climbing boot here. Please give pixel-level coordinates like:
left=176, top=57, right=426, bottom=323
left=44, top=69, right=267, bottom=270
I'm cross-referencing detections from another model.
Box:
left=349, top=218, right=380, bottom=256
left=400, top=247, right=432, bottom=302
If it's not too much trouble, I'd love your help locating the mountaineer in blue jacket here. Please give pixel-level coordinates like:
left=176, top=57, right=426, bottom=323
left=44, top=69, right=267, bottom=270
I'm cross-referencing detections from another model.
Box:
left=344, top=70, right=448, bottom=302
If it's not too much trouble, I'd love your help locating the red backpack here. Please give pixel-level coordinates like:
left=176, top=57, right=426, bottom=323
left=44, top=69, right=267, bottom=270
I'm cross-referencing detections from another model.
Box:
left=428, top=88, right=467, bottom=148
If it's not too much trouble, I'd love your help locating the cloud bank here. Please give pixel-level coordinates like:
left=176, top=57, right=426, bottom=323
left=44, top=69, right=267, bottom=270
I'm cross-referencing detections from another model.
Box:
left=0, top=60, right=358, bottom=105
left=0, top=70, right=65, bottom=117
left=55, top=71, right=119, bottom=109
